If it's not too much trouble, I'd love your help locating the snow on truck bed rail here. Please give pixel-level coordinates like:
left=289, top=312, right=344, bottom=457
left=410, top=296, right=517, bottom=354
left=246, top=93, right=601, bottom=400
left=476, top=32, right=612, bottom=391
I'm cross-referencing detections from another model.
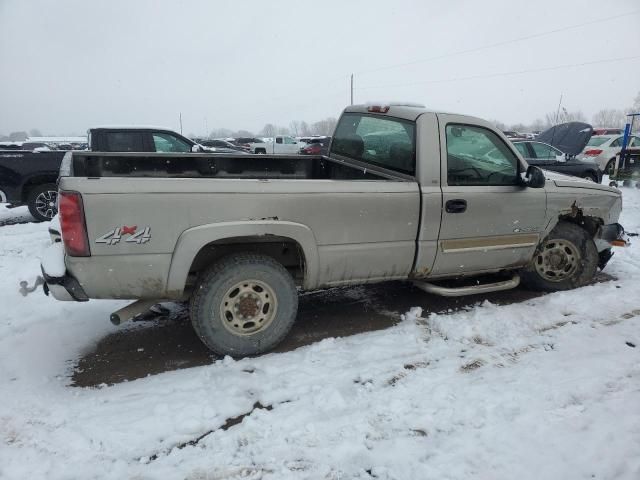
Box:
left=0, top=191, right=639, bottom=479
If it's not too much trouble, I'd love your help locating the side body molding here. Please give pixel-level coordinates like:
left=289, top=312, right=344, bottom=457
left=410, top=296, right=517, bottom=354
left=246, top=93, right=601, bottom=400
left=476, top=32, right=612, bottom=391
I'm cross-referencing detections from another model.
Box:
left=166, top=220, right=320, bottom=295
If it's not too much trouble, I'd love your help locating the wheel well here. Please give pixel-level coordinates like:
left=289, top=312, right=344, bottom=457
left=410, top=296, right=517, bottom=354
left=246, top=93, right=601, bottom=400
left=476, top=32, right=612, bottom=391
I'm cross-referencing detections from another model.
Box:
left=21, top=176, right=57, bottom=202
left=558, top=211, right=602, bottom=237
left=187, top=235, right=306, bottom=287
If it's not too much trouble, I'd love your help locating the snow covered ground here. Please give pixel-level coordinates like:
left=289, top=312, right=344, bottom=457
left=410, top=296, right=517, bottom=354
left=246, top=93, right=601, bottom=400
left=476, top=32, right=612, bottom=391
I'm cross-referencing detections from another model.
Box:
left=1, top=190, right=639, bottom=480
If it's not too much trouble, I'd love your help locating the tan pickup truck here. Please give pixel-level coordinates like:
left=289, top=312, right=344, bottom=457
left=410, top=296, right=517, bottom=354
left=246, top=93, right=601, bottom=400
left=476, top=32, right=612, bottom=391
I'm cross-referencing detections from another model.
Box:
left=37, top=103, right=628, bottom=356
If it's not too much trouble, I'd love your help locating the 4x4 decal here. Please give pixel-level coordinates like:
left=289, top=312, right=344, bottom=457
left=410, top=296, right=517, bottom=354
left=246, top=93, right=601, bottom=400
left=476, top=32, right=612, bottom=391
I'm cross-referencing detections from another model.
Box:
left=96, top=226, right=151, bottom=245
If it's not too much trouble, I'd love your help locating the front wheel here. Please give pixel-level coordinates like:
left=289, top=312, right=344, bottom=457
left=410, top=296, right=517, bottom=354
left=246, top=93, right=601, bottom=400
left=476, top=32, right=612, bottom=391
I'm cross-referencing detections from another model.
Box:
left=27, top=183, right=58, bottom=222
left=521, top=222, right=598, bottom=291
left=190, top=253, right=298, bottom=356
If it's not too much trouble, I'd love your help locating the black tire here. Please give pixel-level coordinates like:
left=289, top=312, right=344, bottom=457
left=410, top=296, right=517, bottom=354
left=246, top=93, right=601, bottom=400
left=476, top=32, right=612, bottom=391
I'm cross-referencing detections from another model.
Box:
left=27, top=183, right=58, bottom=222
left=583, top=171, right=598, bottom=183
left=190, top=253, right=298, bottom=357
left=255, top=148, right=266, bottom=154
left=521, top=222, right=598, bottom=292
left=605, top=159, right=616, bottom=175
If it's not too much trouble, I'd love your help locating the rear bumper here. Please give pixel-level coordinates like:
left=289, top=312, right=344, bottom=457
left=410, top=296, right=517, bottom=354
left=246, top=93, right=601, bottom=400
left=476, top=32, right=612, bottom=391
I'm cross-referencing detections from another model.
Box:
left=40, top=242, right=88, bottom=302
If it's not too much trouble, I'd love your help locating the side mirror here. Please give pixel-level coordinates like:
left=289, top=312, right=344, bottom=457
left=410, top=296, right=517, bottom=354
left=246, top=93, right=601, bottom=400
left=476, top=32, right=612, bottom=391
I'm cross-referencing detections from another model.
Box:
left=524, top=165, right=546, bottom=188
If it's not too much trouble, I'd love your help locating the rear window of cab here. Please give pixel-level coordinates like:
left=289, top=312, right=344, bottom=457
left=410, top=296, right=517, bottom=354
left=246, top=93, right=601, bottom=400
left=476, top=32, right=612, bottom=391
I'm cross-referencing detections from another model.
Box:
left=331, top=113, right=416, bottom=175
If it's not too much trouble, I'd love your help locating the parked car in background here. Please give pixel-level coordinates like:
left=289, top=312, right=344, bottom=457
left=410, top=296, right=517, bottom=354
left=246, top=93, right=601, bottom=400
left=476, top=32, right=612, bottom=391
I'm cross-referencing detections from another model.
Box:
left=248, top=135, right=301, bottom=154
left=199, top=139, right=247, bottom=152
left=300, top=137, right=331, bottom=155
left=577, top=134, right=640, bottom=174
left=0, top=126, right=243, bottom=221
left=21, top=142, right=50, bottom=150
left=592, top=128, right=623, bottom=136
left=512, top=140, right=602, bottom=183
left=232, top=137, right=262, bottom=151
left=0, top=148, right=67, bottom=220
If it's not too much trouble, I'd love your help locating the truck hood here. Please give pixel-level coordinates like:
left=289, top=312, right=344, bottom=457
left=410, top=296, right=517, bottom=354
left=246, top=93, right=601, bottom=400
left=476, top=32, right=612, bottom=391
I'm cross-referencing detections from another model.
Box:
left=543, top=170, right=619, bottom=194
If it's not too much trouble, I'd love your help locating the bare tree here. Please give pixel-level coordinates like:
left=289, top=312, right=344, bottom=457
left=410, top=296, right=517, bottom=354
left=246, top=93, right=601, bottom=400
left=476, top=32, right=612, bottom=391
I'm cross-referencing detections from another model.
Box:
left=300, top=121, right=311, bottom=136
left=490, top=119, right=506, bottom=130
left=289, top=121, right=302, bottom=136
left=276, top=125, right=290, bottom=135
left=29, top=128, right=43, bottom=137
left=8, top=131, right=28, bottom=141
left=233, top=129, right=254, bottom=138
left=530, top=118, right=545, bottom=132
left=260, top=124, right=277, bottom=137
left=311, top=117, right=338, bottom=136
left=632, top=91, right=640, bottom=113
left=592, top=109, right=626, bottom=128
left=544, top=109, right=586, bottom=127
left=209, top=128, right=233, bottom=139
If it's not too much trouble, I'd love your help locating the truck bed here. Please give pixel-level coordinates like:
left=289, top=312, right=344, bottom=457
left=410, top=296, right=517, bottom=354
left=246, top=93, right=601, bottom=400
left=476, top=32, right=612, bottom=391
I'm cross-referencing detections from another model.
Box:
left=61, top=151, right=420, bottom=298
left=70, top=152, right=405, bottom=181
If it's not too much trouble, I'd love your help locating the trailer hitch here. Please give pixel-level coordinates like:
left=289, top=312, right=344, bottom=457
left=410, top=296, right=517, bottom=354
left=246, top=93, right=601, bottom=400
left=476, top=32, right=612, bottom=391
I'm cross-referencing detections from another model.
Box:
left=19, top=276, right=45, bottom=297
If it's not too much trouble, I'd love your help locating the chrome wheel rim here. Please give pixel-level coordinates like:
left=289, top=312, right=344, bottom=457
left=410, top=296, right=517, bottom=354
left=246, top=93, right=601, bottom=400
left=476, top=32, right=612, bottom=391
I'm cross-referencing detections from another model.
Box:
left=534, top=239, right=580, bottom=282
left=219, top=279, right=277, bottom=336
left=35, top=190, right=58, bottom=219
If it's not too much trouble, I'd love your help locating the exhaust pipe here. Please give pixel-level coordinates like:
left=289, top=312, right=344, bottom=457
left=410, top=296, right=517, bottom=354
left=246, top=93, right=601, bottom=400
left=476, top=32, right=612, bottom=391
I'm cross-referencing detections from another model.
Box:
left=110, top=299, right=162, bottom=325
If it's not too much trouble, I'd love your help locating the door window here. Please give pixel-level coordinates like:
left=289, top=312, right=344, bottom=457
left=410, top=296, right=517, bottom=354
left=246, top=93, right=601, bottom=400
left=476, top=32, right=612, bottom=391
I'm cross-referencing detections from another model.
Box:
left=610, top=137, right=622, bottom=148
left=513, top=142, right=529, bottom=157
left=152, top=133, right=192, bottom=152
left=446, top=124, right=519, bottom=186
left=275, top=137, right=283, bottom=144
left=530, top=142, right=561, bottom=159
left=105, top=132, right=144, bottom=152
left=284, top=136, right=297, bottom=144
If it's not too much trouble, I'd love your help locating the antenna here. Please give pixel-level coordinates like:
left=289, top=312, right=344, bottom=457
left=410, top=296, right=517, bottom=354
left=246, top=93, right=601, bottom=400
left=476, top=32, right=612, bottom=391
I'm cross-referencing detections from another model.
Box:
left=179, top=113, right=183, bottom=135
left=554, top=93, right=563, bottom=124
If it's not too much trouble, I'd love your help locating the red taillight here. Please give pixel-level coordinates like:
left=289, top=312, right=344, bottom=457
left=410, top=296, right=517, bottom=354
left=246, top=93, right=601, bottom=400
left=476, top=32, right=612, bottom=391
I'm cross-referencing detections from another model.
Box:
left=367, top=105, right=390, bottom=113
left=584, top=149, right=603, bottom=156
left=58, top=191, right=90, bottom=257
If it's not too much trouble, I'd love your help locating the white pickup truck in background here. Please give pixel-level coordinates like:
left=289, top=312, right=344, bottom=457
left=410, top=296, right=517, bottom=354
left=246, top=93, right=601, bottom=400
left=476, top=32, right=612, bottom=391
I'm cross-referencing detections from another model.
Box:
left=249, top=135, right=302, bottom=154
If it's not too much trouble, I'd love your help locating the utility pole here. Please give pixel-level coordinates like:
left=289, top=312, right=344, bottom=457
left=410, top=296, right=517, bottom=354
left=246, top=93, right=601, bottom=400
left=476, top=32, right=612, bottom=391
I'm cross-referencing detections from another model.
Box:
left=350, top=74, right=354, bottom=105
left=179, top=112, right=183, bottom=135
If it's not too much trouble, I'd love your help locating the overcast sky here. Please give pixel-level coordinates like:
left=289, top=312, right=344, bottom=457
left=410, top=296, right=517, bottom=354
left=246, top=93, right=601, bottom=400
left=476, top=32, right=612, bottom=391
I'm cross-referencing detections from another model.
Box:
left=1, top=0, right=639, bottom=136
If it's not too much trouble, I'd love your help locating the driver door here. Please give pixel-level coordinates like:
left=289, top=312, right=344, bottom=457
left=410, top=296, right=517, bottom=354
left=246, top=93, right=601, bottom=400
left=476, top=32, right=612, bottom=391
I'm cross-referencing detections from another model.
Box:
left=431, top=114, right=547, bottom=277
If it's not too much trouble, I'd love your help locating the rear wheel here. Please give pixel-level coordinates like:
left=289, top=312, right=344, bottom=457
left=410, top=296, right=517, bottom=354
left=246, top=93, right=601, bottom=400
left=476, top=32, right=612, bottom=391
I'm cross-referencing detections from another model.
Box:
left=521, top=222, right=598, bottom=291
left=583, top=172, right=598, bottom=183
left=605, top=159, right=616, bottom=175
left=27, top=183, right=58, bottom=222
left=190, top=253, right=298, bottom=356
left=255, top=148, right=266, bottom=154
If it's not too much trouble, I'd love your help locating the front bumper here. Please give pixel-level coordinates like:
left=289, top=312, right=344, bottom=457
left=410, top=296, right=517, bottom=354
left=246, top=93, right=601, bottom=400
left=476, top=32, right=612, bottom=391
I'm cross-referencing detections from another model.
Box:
left=40, top=242, right=88, bottom=302
left=596, top=223, right=629, bottom=247
left=594, top=222, right=629, bottom=270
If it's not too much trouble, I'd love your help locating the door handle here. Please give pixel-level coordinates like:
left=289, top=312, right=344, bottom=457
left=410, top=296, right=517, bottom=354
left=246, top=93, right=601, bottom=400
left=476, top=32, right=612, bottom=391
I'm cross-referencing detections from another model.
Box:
left=445, top=199, right=467, bottom=213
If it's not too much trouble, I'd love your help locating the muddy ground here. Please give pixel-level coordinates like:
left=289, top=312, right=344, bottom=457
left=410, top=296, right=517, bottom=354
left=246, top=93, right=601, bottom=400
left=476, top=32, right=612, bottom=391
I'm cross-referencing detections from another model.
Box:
left=71, top=274, right=614, bottom=388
